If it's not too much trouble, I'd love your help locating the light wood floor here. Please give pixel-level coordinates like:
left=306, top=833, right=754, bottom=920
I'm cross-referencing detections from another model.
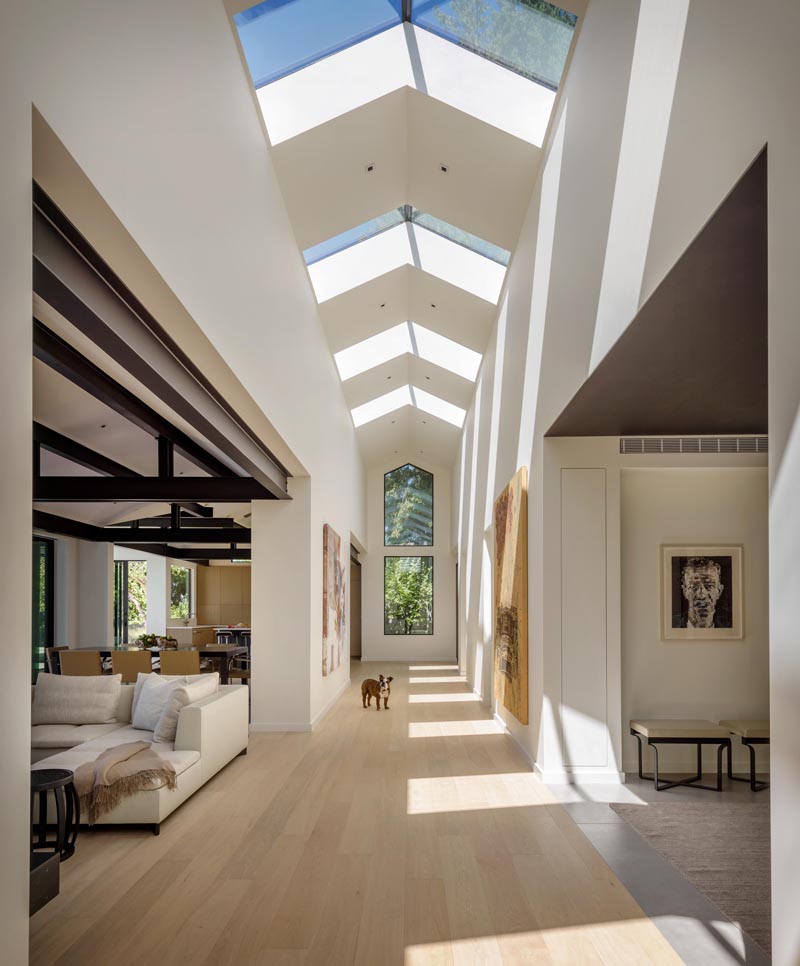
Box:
left=31, top=662, right=681, bottom=965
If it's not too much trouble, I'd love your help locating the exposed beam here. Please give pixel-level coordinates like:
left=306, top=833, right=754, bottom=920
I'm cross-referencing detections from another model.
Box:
left=34, top=477, right=274, bottom=503
left=33, top=320, right=236, bottom=479
left=402, top=0, right=412, bottom=22
left=158, top=437, right=175, bottom=478
left=117, top=544, right=251, bottom=561
left=103, top=527, right=251, bottom=544
left=109, top=516, right=241, bottom=528
left=33, top=421, right=212, bottom=518
left=33, top=511, right=102, bottom=542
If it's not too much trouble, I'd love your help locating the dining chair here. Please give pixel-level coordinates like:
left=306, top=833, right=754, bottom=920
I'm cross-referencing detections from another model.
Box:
left=216, top=630, right=233, bottom=645
left=111, top=650, right=152, bottom=683
left=160, top=650, right=201, bottom=676
left=59, top=650, right=103, bottom=676
left=228, top=650, right=250, bottom=686
left=45, top=646, right=68, bottom=674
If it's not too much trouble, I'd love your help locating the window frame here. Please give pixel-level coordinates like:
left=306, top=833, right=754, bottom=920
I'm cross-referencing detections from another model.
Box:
left=383, top=554, right=435, bottom=636
left=32, top=536, right=54, bottom=682
left=384, top=462, right=434, bottom=548
left=169, top=564, right=194, bottom=622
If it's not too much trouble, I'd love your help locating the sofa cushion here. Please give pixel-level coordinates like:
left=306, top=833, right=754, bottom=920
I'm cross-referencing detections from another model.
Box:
left=31, top=722, right=123, bottom=749
left=132, top=675, right=186, bottom=732
left=130, top=672, right=210, bottom=718
left=154, top=674, right=219, bottom=743
left=32, top=672, right=123, bottom=725
left=32, top=745, right=201, bottom=785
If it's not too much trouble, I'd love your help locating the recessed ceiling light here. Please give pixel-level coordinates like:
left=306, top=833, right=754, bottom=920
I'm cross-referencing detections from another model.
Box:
left=425, top=375, right=430, bottom=380
left=365, top=162, right=375, bottom=173
left=430, top=303, right=436, bottom=309
left=387, top=375, right=392, bottom=380
left=100, top=424, right=107, bottom=429
left=440, top=163, right=449, bottom=174
left=380, top=303, right=386, bottom=308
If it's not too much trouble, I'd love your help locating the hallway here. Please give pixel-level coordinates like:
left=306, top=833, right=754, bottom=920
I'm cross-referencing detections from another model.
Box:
left=31, top=662, right=678, bottom=965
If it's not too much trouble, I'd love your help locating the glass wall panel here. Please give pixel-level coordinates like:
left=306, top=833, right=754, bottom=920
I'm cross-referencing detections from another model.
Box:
left=384, top=556, right=434, bottom=634
left=385, top=463, right=434, bottom=546
left=236, top=0, right=404, bottom=88
left=411, top=0, right=577, bottom=89
left=170, top=566, right=192, bottom=621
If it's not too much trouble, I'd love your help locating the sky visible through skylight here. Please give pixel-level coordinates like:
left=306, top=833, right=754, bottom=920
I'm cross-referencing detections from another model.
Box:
left=235, top=0, right=577, bottom=90
left=351, top=384, right=466, bottom=428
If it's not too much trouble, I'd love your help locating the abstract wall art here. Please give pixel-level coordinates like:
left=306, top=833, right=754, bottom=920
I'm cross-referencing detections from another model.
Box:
left=323, top=523, right=347, bottom=675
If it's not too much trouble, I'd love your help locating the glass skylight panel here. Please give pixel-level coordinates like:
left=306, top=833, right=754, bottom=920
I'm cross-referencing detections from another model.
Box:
left=411, top=0, right=577, bottom=89
left=410, top=209, right=510, bottom=266
left=351, top=385, right=412, bottom=427
left=410, top=324, right=481, bottom=381
left=412, top=386, right=466, bottom=427
left=235, top=0, right=403, bottom=88
left=303, top=208, right=405, bottom=265
left=335, top=324, right=411, bottom=381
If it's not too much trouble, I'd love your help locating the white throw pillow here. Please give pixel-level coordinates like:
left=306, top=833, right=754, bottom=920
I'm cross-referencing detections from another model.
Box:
left=130, top=672, right=212, bottom=718
left=131, top=674, right=187, bottom=732
left=32, top=672, right=123, bottom=725
left=154, top=673, right=220, bottom=743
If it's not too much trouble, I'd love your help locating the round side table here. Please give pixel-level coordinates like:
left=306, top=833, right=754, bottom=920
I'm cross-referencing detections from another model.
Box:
left=31, top=768, right=80, bottom=861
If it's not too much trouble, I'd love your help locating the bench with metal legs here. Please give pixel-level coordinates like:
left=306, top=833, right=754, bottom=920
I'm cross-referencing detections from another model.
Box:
left=630, top=719, right=732, bottom=792
left=720, top=719, right=770, bottom=792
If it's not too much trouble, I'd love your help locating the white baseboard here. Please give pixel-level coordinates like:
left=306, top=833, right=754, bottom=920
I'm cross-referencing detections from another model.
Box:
left=493, top=712, right=535, bottom=770
left=311, top=676, right=352, bottom=730
left=535, top=762, right=625, bottom=784
left=250, top=677, right=351, bottom=733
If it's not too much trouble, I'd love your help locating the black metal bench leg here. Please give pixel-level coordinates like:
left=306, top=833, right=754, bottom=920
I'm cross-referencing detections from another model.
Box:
left=744, top=740, right=770, bottom=792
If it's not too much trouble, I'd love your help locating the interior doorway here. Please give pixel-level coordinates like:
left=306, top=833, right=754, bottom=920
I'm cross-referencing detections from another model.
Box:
left=350, top=549, right=362, bottom=660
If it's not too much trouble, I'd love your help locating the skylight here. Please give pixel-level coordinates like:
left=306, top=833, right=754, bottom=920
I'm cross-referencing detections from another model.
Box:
left=334, top=322, right=482, bottom=382
left=304, top=206, right=510, bottom=267
left=411, top=0, right=577, bottom=90
left=350, top=383, right=466, bottom=428
left=235, top=0, right=403, bottom=88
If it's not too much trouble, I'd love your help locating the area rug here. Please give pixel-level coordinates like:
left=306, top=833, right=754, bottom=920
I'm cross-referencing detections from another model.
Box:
left=611, top=803, right=771, bottom=955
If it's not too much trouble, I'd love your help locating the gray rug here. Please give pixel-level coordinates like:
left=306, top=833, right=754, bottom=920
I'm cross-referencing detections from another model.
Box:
left=611, top=803, right=771, bottom=955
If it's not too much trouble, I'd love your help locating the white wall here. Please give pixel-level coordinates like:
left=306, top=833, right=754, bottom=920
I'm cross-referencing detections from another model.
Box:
left=451, top=0, right=800, bottom=957
left=621, top=467, right=769, bottom=772
left=0, top=1, right=367, bottom=954
left=363, top=458, right=456, bottom=663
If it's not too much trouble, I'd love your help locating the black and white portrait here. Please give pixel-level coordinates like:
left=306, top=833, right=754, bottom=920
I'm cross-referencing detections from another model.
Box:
left=661, top=546, right=743, bottom=640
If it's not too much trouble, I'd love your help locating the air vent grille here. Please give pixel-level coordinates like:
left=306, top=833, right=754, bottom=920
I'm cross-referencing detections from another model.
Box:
left=620, top=436, right=768, bottom=455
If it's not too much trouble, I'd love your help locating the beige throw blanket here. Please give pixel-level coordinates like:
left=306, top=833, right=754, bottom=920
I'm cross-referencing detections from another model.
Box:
left=74, top=740, right=177, bottom=824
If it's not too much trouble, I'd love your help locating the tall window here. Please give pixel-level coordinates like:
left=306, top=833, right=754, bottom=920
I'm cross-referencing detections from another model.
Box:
left=384, top=463, right=433, bottom=546
left=170, top=566, right=192, bottom=621
left=32, top=538, right=54, bottom=681
left=114, top=560, right=147, bottom=644
left=384, top=556, right=434, bottom=635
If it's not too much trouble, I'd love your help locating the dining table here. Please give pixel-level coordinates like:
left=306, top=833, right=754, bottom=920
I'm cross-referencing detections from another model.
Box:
left=60, top=644, right=249, bottom=686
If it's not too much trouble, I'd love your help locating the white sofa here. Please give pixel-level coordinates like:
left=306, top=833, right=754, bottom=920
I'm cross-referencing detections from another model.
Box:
left=31, top=682, right=248, bottom=834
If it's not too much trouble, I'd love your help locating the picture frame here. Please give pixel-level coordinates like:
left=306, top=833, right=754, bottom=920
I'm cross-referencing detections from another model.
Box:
left=660, top=545, right=743, bottom=641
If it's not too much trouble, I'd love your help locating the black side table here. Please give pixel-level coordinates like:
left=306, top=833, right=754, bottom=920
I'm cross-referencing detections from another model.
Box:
left=31, top=768, right=80, bottom=861
left=30, top=768, right=80, bottom=916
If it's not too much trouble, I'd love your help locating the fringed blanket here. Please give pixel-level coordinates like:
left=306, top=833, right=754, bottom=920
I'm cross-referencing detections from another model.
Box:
left=73, top=740, right=177, bottom=824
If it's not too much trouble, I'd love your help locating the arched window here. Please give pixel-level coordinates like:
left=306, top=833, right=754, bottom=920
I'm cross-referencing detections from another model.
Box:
left=384, top=464, right=433, bottom=547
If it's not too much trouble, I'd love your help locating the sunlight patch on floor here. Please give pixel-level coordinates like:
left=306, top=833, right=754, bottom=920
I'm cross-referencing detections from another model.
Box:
left=407, top=772, right=543, bottom=814
left=407, top=693, right=481, bottom=703
left=408, top=720, right=504, bottom=738
left=408, top=675, right=467, bottom=684
left=408, top=664, right=460, bottom=671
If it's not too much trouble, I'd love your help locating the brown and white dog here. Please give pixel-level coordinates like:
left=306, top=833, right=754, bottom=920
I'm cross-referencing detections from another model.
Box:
left=361, top=674, right=393, bottom=710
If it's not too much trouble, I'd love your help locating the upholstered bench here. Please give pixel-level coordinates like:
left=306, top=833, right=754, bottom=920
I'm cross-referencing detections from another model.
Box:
left=720, top=719, right=770, bottom=792
left=630, top=719, right=732, bottom=791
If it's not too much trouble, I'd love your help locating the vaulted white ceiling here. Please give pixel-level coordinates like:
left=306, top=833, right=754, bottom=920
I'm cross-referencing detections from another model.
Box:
left=231, top=1, right=582, bottom=466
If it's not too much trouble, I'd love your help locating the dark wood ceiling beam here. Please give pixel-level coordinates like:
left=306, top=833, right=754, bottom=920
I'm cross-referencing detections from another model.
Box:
left=110, top=516, right=241, bottom=528
left=33, top=320, right=235, bottom=479
left=102, top=527, right=250, bottom=544
left=117, top=544, right=251, bottom=561
left=34, top=476, right=274, bottom=503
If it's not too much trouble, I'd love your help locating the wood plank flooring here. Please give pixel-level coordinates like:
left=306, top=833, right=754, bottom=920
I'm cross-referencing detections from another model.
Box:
left=30, top=662, right=682, bottom=965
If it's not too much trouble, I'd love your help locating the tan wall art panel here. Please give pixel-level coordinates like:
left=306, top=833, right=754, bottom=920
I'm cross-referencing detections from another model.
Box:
left=494, top=467, right=528, bottom=724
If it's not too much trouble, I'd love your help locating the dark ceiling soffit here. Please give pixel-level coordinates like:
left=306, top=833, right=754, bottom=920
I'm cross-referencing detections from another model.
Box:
left=33, top=183, right=289, bottom=483
left=33, top=320, right=233, bottom=478
left=546, top=148, right=768, bottom=438
left=34, top=477, right=273, bottom=503
left=111, top=515, right=243, bottom=528
left=118, top=545, right=251, bottom=561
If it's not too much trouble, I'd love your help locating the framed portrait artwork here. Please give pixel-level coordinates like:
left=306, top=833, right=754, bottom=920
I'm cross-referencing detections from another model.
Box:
left=661, top=545, right=743, bottom=641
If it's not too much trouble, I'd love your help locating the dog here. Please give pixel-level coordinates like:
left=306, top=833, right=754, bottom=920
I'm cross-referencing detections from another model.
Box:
left=361, top=674, right=393, bottom=710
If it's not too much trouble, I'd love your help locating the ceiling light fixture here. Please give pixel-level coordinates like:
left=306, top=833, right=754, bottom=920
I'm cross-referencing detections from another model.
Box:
left=440, top=163, right=449, bottom=174
left=365, top=162, right=375, bottom=173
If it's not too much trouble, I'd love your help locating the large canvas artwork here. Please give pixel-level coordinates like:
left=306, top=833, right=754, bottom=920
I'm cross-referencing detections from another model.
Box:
left=322, top=524, right=346, bottom=676
left=661, top=545, right=743, bottom=640
left=494, top=467, right=528, bottom=724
